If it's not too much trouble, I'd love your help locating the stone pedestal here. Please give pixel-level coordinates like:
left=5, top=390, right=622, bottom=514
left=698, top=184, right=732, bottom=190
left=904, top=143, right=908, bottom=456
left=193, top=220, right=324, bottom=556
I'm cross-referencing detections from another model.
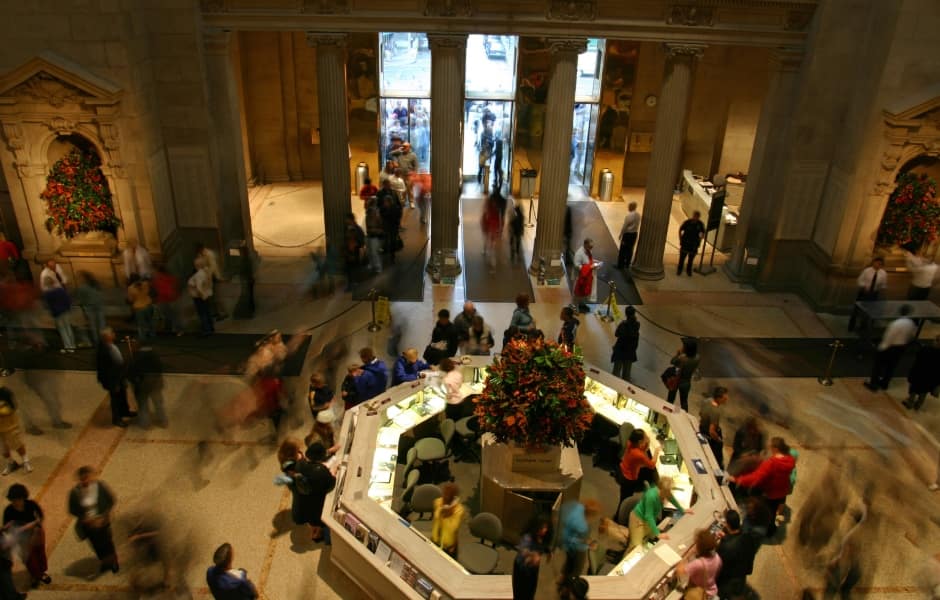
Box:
left=480, top=435, right=582, bottom=544
left=52, top=232, right=120, bottom=286
left=530, top=38, right=586, bottom=281
left=632, top=43, right=704, bottom=281
left=428, top=34, right=467, bottom=280
left=726, top=48, right=804, bottom=282
left=307, top=33, right=352, bottom=273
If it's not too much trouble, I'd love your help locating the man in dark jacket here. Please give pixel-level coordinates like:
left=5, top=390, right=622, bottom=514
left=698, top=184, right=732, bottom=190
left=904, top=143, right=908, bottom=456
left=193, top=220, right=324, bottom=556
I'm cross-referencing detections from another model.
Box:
left=377, top=182, right=402, bottom=263
left=424, top=310, right=459, bottom=365
left=677, top=210, right=705, bottom=277
left=127, top=345, right=166, bottom=428
left=354, top=347, right=387, bottom=402
left=68, top=466, right=119, bottom=574
left=716, top=509, right=761, bottom=599
left=206, top=543, right=258, bottom=599
left=611, top=306, right=640, bottom=381
left=95, top=327, right=135, bottom=427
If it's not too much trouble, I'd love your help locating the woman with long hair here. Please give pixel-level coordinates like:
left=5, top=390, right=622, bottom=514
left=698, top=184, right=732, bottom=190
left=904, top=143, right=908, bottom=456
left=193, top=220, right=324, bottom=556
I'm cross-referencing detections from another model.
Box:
left=3, top=484, right=50, bottom=588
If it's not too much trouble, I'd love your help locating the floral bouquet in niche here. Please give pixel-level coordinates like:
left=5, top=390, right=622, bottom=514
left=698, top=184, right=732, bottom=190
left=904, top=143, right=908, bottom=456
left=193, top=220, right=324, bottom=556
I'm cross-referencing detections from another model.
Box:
left=474, top=337, right=593, bottom=448
left=876, top=172, right=939, bottom=251
left=41, top=149, right=120, bottom=239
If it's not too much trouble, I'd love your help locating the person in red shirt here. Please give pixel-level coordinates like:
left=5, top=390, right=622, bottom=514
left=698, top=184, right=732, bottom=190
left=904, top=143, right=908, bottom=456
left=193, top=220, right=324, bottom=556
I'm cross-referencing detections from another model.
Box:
left=0, top=234, right=19, bottom=263
left=617, top=429, right=660, bottom=511
left=728, top=437, right=795, bottom=536
left=358, top=177, right=378, bottom=207
left=150, top=265, right=183, bottom=336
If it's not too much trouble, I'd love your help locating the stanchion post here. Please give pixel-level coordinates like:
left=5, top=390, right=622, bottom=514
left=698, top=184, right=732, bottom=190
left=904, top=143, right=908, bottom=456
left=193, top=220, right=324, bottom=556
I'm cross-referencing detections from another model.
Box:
left=527, top=195, right=537, bottom=228
left=367, top=288, right=381, bottom=332
left=818, top=339, right=844, bottom=386
left=600, top=281, right=617, bottom=322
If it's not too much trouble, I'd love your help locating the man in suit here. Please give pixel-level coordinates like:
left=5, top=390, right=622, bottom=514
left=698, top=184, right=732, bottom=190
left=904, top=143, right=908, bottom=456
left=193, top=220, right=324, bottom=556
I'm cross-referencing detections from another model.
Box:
left=95, top=327, right=135, bottom=427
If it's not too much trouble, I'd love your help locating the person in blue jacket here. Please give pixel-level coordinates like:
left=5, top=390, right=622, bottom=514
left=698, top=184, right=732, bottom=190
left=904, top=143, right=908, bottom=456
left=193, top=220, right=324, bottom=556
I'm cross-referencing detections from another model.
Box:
left=558, top=499, right=600, bottom=584
left=206, top=543, right=258, bottom=599
left=391, top=348, right=429, bottom=386
left=354, top=347, right=387, bottom=401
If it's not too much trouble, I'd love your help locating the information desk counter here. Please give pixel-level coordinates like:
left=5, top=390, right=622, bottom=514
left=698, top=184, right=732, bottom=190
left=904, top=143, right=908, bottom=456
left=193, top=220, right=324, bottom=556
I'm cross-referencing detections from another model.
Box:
left=325, top=357, right=736, bottom=600
left=680, top=169, right=740, bottom=252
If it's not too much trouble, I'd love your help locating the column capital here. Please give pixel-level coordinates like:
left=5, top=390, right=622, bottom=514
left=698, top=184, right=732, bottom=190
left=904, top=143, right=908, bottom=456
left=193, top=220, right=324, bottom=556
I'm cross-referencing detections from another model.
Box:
left=547, top=37, right=588, bottom=56
left=203, top=27, right=232, bottom=54
left=664, top=42, right=706, bottom=60
left=305, top=32, right=347, bottom=48
left=427, top=33, right=467, bottom=50
left=770, top=46, right=804, bottom=72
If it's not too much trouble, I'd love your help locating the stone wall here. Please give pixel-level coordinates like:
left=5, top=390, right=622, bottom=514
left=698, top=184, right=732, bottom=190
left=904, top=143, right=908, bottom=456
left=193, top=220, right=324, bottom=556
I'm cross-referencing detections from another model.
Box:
left=238, top=31, right=322, bottom=183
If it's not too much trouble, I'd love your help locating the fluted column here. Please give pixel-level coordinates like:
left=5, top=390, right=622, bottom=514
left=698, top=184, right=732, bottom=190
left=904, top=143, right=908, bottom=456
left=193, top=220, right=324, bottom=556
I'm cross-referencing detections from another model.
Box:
left=632, top=43, right=705, bottom=280
left=428, top=33, right=467, bottom=278
left=203, top=28, right=253, bottom=257
left=726, top=48, right=804, bottom=281
left=307, top=32, right=351, bottom=271
left=530, top=38, right=587, bottom=279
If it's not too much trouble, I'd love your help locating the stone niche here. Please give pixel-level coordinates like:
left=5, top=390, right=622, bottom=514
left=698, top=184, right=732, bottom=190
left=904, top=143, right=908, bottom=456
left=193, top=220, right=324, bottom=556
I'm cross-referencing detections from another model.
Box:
left=0, top=52, right=135, bottom=285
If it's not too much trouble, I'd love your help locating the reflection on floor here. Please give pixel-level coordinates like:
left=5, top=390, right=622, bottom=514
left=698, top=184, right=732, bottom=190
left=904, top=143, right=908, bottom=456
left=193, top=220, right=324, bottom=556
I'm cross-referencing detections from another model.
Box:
left=5, top=182, right=938, bottom=599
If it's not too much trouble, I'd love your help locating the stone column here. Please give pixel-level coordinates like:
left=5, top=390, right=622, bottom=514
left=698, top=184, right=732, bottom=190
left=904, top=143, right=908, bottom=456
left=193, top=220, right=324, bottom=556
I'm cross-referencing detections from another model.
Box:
left=202, top=28, right=253, bottom=258
left=725, top=48, right=804, bottom=281
left=428, top=33, right=467, bottom=279
left=307, top=33, right=351, bottom=272
left=632, top=43, right=705, bottom=280
left=530, top=38, right=587, bottom=280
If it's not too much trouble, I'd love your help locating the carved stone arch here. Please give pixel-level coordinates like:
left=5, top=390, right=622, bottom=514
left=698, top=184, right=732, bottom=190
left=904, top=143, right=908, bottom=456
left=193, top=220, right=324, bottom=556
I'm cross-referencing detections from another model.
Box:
left=0, top=52, right=131, bottom=281
left=870, top=85, right=940, bottom=261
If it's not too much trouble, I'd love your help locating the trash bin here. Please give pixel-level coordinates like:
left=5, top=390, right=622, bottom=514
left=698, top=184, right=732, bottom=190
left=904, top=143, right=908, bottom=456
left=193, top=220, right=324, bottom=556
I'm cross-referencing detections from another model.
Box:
left=598, top=168, right=614, bottom=202
left=355, top=162, right=369, bottom=191
left=520, top=168, right=537, bottom=198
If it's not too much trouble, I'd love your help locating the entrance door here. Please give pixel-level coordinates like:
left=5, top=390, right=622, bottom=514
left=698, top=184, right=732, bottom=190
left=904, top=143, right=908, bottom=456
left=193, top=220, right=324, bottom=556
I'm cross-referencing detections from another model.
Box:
left=570, top=103, right=599, bottom=188
left=462, top=100, right=513, bottom=193
left=379, top=98, right=431, bottom=171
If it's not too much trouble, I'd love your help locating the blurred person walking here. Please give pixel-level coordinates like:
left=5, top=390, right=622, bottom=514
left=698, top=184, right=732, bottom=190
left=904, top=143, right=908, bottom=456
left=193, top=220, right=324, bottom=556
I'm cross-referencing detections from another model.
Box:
left=75, top=271, right=106, bottom=347
left=195, top=243, right=226, bottom=321
left=513, top=515, right=553, bottom=600
left=122, top=239, right=152, bottom=281
left=848, top=257, right=886, bottom=331
left=509, top=202, right=524, bottom=264
left=0, top=389, right=31, bottom=475
left=39, top=259, right=76, bottom=353
left=611, top=306, right=639, bottom=381
left=126, top=275, right=155, bottom=342
left=558, top=499, right=600, bottom=583
left=364, top=198, right=385, bottom=274
left=151, top=265, right=183, bottom=336
left=430, top=483, right=465, bottom=559
left=728, top=437, right=796, bottom=537
left=699, top=386, right=729, bottom=470
left=188, top=258, right=215, bottom=337
left=864, top=304, right=916, bottom=391
left=67, top=466, right=119, bottom=574
left=3, top=484, right=50, bottom=588
left=127, top=345, right=166, bottom=428
left=903, top=335, right=940, bottom=410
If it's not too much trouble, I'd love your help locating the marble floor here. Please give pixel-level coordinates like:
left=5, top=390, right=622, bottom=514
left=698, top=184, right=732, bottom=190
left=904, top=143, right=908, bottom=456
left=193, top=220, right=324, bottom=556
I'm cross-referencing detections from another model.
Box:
left=6, top=183, right=939, bottom=599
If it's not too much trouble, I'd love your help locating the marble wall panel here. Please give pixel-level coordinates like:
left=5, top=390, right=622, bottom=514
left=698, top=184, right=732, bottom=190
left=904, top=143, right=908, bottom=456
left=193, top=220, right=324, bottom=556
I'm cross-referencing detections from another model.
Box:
left=167, top=146, right=217, bottom=228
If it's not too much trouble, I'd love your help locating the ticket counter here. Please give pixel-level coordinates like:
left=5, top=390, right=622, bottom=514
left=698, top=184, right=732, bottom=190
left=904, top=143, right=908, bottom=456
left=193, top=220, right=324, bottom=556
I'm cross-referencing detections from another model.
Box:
left=325, top=357, right=735, bottom=600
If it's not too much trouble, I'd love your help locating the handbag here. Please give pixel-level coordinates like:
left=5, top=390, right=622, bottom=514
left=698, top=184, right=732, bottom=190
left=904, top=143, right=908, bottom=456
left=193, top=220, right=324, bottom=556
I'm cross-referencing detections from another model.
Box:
left=660, top=366, right=680, bottom=391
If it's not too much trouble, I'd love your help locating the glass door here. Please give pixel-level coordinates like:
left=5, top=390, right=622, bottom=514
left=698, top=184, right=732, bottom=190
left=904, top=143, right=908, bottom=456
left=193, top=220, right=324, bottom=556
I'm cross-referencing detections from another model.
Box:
left=379, top=99, right=431, bottom=171
left=378, top=33, right=431, bottom=171
left=570, top=103, right=599, bottom=187
left=462, top=101, right=513, bottom=191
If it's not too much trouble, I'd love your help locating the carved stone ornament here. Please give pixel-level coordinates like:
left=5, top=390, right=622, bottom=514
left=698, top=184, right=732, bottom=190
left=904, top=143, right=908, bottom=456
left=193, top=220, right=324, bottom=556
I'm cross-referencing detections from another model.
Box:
left=100, top=123, right=121, bottom=152
left=427, top=34, right=467, bottom=50
left=303, top=0, right=350, bottom=14
left=199, top=0, right=225, bottom=12
left=423, top=0, right=473, bottom=17
left=305, top=32, right=348, bottom=48
left=547, top=38, right=588, bottom=56
left=665, top=43, right=706, bottom=60
left=44, top=116, right=77, bottom=136
left=1, top=122, right=24, bottom=152
left=785, top=8, right=815, bottom=31
left=880, top=145, right=903, bottom=171
left=666, top=5, right=715, bottom=27
left=9, top=72, right=89, bottom=108
left=546, top=0, right=597, bottom=21
left=872, top=179, right=893, bottom=196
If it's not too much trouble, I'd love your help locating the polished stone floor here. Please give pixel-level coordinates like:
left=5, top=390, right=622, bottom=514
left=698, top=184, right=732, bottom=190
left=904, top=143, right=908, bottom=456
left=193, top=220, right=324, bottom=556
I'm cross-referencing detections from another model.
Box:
left=7, top=184, right=939, bottom=599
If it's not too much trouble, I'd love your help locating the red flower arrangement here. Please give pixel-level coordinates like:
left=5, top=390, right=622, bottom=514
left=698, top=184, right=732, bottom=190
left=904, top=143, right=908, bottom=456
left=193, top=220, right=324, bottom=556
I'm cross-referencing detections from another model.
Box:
left=40, top=149, right=120, bottom=239
left=474, top=337, right=593, bottom=448
left=876, top=172, right=939, bottom=251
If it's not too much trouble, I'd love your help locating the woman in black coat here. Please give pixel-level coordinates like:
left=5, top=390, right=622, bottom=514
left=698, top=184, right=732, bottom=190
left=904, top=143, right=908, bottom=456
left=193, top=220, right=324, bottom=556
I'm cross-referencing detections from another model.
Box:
left=278, top=443, right=336, bottom=543
left=904, top=336, right=940, bottom=410
left=611, top=306, right=640, bottom=382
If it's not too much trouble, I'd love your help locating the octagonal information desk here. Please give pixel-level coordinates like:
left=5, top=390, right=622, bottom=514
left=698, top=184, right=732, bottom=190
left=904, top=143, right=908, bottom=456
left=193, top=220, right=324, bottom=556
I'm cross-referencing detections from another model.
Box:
left=325, top=357, right=736, bottom=600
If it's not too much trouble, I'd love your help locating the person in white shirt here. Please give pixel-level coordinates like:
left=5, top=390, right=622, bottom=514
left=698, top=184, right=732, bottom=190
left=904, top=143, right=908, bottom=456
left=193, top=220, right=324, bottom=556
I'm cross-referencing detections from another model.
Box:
left=905, top=251, right=937, bottom=301
left=122, top=239, right=152, bottom=281
left=187, top=258, right=214, bottom=336
left=848, top=257, right=887, bottom=331
left=864, top=304, right=916, bottom=391
left=439, top=358, right=465, bottom=421
left=388, top=168, right=408, bottom=208
left=572, top=239, right=599, bottom=314
left=39, top=259, right=77, bottom=353
left=617, top=202, right=641, bottom=272
left=195, top=243, right=226, bottom=320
